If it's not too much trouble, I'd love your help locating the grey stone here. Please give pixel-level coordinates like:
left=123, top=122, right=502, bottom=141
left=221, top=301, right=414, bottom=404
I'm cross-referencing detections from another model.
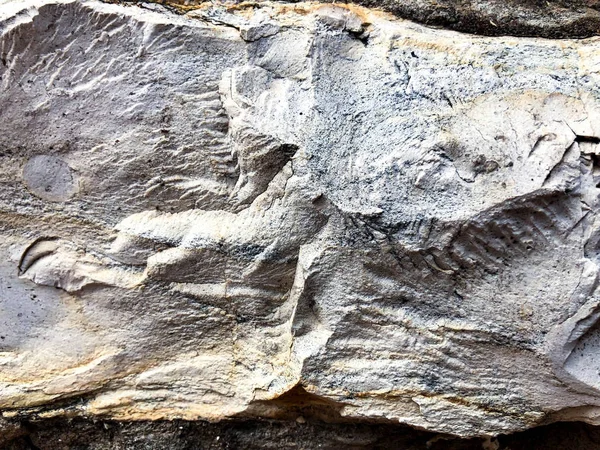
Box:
left=2, top=0, right=600, bottom=440
left=123, top=0, right=600, bottom=38
left=22, top=155, right=77, bottom=202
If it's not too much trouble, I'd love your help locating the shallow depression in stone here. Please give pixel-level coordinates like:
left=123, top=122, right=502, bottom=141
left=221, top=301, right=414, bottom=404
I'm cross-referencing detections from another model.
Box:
left=22, top=155, right=78, bottom=202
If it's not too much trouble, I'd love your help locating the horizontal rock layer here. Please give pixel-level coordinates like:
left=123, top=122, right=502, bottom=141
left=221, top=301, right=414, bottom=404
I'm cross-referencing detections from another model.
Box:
left=2, top=0, right=600, bottom=438
left=116, top=0, right=600, bottom=38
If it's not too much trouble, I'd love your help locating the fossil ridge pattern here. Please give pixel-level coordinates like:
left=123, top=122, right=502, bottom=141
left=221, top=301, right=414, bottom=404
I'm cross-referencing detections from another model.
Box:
left=2, top=0, right=600, bottom=437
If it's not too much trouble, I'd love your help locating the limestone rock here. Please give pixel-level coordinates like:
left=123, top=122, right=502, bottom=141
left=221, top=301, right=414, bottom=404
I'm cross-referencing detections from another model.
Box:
left=2, top=0, right=600, bottom=438
left=124, top=0, right=600, bottom=38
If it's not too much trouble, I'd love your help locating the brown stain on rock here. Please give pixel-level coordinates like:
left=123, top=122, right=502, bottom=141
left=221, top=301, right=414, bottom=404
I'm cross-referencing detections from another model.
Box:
left=102, top=0, right=600, bottom=38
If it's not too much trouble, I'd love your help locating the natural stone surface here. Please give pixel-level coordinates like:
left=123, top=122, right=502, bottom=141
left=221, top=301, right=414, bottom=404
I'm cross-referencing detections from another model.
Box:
left=3, top=0, right=600, bottom=439
left=116, top=0, right=600, bottom=38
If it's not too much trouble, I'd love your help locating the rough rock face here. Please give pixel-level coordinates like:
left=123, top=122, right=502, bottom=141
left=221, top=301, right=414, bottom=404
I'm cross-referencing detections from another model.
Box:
left=2, top=0, right=600, bottom=439
left=115, top=0, right=600, bottom=39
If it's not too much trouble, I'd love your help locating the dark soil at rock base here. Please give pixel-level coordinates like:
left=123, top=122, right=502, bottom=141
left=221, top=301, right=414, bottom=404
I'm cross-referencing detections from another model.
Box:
left=1, top=418, right=600, bottom=449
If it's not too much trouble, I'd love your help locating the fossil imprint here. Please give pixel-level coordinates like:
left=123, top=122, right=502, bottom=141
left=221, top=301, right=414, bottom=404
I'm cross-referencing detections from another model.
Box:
left=2, top=0, right=600, bottom=437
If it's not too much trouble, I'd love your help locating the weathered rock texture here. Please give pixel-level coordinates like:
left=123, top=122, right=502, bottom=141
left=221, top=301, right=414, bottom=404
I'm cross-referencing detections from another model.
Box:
left=3, top=0, right=600, bottom=440
left=114, top=0, right=600, bottom=39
